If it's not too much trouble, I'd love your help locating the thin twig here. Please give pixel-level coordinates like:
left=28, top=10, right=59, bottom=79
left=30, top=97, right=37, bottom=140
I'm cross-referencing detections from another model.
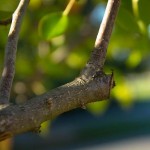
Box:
left=63, top=0, right=76, bottom=16
left=0, top=0, right=30, bottom=104
left=0, top=18, right=12, bottom=26
left=81, top=0, right=120, bottom=79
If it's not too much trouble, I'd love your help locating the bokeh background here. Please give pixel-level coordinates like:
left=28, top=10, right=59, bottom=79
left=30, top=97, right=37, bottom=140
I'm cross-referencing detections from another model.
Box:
left=0, top=0, right=150, bottom=149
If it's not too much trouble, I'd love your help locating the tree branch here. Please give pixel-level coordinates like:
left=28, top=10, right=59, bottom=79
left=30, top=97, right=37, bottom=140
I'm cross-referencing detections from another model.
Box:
left=0, top=18, right=12, bottom=26
left=80, top=0, right=120, bottom=80
left=0, top=75, right=112, bottom=141
left=0, top=0, right=120, bottom=141
left=0, top=0, right=30, bottom=105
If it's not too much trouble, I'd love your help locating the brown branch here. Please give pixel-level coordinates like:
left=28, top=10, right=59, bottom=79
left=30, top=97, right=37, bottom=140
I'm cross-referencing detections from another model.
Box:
left=0, top=0, right=120, bottom=141
left=0, top=75, right=112, bottom=141
left=0, top=18, right=12, bottom=26
left=0, top=0, right=30, bottom=105
left=80, top=0, right=120, bottom=80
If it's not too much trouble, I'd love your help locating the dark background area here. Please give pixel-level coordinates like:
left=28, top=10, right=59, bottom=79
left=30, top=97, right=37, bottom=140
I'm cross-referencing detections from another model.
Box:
left=13, top=101, right=150, bottom=150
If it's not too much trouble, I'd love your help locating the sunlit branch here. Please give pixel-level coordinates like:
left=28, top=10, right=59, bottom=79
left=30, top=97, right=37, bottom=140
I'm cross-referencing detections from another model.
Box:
left=81, top=0, right=121, bottom=79
left=0, top=0, right=30, bottom=104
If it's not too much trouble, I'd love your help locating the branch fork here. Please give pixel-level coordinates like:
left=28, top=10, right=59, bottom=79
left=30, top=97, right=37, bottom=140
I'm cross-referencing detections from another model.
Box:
left=0, top=0, right=120, bottom=141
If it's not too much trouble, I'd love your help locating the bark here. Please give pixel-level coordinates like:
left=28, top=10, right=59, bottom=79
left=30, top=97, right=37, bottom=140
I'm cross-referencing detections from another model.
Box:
left=0, top=74, right=113, bottom=141
left=0, top=0, right=30, bottom=104
left=0, top=0, right=121, bottom=141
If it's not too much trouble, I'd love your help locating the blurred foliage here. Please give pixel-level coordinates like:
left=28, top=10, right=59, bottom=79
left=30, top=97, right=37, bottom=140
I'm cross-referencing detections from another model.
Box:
left=0, top=0, right=19, bottom=12
left=0, top=0, right=150, bottom=132
left=39, top=12, right=68, bottom=39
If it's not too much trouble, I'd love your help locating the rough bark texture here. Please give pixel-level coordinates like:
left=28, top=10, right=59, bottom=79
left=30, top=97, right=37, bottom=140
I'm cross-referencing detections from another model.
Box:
left=0, top=0, right=121, bottom=141
left=0, top=74, right=113, bottom=141
left=80, top=0, right=120, bottom=79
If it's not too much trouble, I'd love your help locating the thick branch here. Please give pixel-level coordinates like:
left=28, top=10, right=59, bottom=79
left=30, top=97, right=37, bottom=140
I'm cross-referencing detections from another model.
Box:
left=81, top=0, right=120, bottom=79
left=0, top=0, right=30, bottom=104
left=0, top=74, right=112, bottom=141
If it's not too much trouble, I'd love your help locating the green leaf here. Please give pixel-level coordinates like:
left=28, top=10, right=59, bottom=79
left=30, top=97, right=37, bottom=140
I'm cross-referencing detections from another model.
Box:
left=39, top=12, right=68, bottom=40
